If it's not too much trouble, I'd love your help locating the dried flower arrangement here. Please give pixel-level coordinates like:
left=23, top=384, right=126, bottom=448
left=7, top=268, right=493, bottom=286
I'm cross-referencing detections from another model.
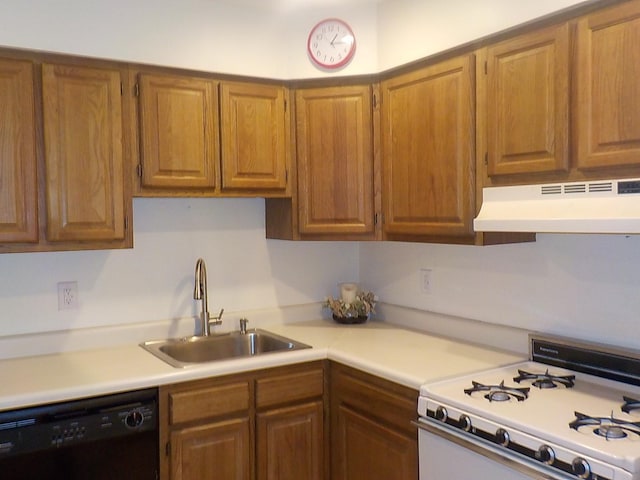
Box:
left=323, top=289, right=377, bottom=323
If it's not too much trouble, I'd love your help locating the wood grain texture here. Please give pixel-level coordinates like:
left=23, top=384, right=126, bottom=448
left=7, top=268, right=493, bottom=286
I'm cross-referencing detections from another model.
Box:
left=256, top=368, right=324, bottom=409
left=256, top=401, right=324, bottom=480
left=220, top=82, right=288, bottom=191
left=170, top=417, right=251, bottom=480
left=0, top=58, right=38, bottom=243
left=169, top=381, right=250, bottom=425
left=381, top=54, right=475, bottom=238
left=486, top=23, right=570, bottom=176
left=575, top=0, right=640, bottom=170
left=295, top=85, right=375, bottom=235
left=138, top=73, right=218, bottom=189
left=330, top=363, right=418, bottom=480
left=42, top=63, right=125, bottom=241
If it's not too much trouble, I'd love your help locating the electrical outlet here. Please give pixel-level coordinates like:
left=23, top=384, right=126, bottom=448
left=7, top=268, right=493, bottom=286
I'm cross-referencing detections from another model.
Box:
left=58, top=281, right=78, bottom=310
left=420, top=269, right=432, bottom=294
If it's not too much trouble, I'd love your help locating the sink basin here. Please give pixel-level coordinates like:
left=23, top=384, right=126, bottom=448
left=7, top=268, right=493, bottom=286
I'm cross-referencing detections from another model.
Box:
left=141, top=329, right=311, bottom=368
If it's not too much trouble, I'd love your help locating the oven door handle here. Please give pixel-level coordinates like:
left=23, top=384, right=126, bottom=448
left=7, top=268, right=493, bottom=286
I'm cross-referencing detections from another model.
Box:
left=414, top=419, right=573, bottom=480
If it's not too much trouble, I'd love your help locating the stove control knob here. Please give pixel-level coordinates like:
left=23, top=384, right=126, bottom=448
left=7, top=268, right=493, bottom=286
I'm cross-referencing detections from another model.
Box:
left=434, top=406, right=448, bottom=422
left=459, top=414, right=472, bottom=432
left=572, top=457, right=591, bottom=479
left=495, top=428, right=510, bottom=447
left=535, top=445, right=555, bottom=465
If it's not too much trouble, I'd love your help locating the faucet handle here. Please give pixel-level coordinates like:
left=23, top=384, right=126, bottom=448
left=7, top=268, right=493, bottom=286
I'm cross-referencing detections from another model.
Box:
left=239, top=318, right=248, bottom=334
left=208, top=308, right=224, bottom=327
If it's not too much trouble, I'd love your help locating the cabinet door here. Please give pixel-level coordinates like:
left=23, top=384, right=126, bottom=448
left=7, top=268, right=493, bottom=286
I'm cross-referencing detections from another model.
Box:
left=331, top=363, right=418, bottom=480
left=381, top=55, right=475, bottom=238
left=256, top=401, right=324, bottom=480
left=42, top=63, right=126, bottom=241
left=333, top=405, right=417, bottom=480
left=0, top=58, right=38, bottom=243
left=138, top=73, right=218, bottom=189
left=486, top=23, right=570, bottom=177
left=220, top=82, right=288, bottom=191
left=296, top=86, right=375, bottom=235
left=575, top=1, right=640, bottom=170
left=170, top=418, right=251, bottom=480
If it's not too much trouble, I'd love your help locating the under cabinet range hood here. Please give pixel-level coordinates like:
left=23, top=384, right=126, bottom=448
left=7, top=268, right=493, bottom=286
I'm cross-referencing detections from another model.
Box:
left=474, top=178, right=640, bottom=234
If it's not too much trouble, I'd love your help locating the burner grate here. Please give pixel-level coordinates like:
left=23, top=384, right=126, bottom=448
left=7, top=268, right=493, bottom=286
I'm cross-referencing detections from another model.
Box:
left=622, top=396, right=640, bottom=414
left=513, top=369, right=575, bottom=389
left=464, top=380, right=530, bottom=402
left=570, top=411, right=640, bottom=440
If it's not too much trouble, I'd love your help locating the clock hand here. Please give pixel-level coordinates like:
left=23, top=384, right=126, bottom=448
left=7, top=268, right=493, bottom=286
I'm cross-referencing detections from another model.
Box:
left=330, top=33, right=338, bottom=47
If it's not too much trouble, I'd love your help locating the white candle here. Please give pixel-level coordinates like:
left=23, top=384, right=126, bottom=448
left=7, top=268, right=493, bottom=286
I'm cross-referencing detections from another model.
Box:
left=340, top=283, right=357, bottom=304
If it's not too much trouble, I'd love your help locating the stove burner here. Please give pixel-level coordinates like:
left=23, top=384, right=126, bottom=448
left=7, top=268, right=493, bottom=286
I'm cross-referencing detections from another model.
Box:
left=622, top=396, right=640, bottom=414
left=513, top=369, right=575, bottom=389
left=595, top=425, right=627, bottom=439
left=464, top=380, right=530, bottom=402
left=570, top=411, right=640, bottom=441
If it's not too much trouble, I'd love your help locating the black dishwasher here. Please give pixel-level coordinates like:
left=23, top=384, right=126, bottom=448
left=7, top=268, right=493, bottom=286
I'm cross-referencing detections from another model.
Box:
left=0, top=388, right=158, bottom=480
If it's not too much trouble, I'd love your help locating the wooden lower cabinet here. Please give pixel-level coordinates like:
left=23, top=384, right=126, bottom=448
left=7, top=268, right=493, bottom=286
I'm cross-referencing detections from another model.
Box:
left=171, top=417, right=251, bottom=480
left=160, top=361, right=420, bottom=480
left=335, top=405, right=417, bottom=480
left=160, top=361, right=327, bottom=480
left=256, top=401, right=324, bottom=480
left=331, top=363, right=418, bottom=480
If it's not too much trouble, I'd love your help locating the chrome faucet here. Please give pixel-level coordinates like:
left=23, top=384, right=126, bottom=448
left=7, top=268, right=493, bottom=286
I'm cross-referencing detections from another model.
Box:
left=193, top=258, right=223, bottom=336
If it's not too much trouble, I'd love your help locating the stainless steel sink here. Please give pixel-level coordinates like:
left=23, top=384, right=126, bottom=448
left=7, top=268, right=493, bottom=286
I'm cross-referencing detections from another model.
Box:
left=140, top=329, right=311, bottom=368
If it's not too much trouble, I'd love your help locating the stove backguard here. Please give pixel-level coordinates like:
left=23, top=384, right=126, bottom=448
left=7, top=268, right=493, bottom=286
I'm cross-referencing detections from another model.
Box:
left=530, top=334, right=640, bottom=387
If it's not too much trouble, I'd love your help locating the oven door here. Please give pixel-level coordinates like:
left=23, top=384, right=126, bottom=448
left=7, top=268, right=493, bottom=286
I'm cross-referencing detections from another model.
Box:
left=417, top=419, right=573, bottom=480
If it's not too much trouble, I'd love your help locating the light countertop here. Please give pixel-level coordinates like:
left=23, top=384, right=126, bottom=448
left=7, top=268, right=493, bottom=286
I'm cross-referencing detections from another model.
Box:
left=0, top=320, right=524, bottom=411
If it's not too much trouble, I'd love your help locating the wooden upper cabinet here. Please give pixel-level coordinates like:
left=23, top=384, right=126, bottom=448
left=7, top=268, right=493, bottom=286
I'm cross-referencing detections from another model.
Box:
left=381, top=55, right=475, bottom=239
left=42, top=63, right=127, bottom=242
left=575, top=1, right=640, bottom=170
left=220, top=82, right=288, bottom=192
left=485, top=23, right=570, bottom=177
left=0, top=58, right=38, bottom=243
left=137, top=73, right=218, bottom=190
left=296, top=85, right=375, bottom=235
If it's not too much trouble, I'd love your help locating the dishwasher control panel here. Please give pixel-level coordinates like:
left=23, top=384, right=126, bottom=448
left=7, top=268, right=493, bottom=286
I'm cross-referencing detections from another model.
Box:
left=0, top=388, right=157, bottom=458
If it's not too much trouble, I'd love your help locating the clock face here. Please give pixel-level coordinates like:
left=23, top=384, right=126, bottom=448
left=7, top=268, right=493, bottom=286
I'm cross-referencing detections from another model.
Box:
left=307, top=18, right=356, bottom=69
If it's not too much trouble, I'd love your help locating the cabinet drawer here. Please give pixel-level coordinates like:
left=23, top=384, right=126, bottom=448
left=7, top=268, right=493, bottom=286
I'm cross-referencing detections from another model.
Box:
left=169, top=381, right=250, bottom=424
left=256, top=368, right=324, bottom=409
left=332, top=363, right=417, bottom=436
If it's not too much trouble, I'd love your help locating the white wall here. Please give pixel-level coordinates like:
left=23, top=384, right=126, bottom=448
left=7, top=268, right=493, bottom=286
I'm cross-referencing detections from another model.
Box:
left=360, top=235, right=640, bottom=351
left=0, top=0, right=378, bottom=78
left=0, top=199, right=358, bottom=337
left=377, top=0, right=590, bottom=70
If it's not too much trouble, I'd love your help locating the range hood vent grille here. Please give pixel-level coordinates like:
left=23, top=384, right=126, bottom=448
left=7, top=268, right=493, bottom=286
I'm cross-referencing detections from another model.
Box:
left=474, top=178, right=640, bottom=234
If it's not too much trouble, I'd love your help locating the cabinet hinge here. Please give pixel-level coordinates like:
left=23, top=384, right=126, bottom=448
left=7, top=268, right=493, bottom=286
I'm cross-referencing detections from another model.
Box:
left=124, top=215, right=129, bottom=231
left=134, top=83, right=140, bottom=97
left=285, top=168, right=288, bottom=184
left=375, top=213, right=383, bottom=225
left=165, top=441, right=171, bottom=457
left=484, top=152, right=488, bottom=166
left=284, top=99, right=287, bottom=113
left=372, top=93, right=377, bottom=109
left=484, top=61, right=488, bottom=75
left=137, top=163, right=143, bottom=178
left=120, top=82, right=124, bottom=96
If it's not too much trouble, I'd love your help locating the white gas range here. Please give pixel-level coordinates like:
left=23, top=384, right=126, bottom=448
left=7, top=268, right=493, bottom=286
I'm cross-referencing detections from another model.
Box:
left=417, top=334, right=640, bottom=480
